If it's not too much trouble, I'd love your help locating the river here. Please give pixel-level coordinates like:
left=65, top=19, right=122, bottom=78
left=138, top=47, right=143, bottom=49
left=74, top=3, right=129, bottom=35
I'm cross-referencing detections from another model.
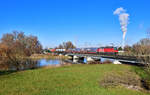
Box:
left=4, top=58, right=115, bottom=71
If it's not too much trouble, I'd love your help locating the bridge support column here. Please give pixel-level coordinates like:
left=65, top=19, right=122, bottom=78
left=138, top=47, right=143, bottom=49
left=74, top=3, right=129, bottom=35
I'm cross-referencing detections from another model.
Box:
left=73, top=56, right=84, bottom=63
left=65, top=54, right=68, bottom=57
left=59, top=54, right=63, bottom=56
left=68, top=55, right=73, bottom=60
left=86, top=57, right=101, bottom=64
left=113, top=60, right=122, bottom=64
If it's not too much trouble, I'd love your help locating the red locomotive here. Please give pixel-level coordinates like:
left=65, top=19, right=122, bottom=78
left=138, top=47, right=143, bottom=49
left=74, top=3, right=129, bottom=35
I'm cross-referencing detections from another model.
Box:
left=97, top=47, right=118, bottom=53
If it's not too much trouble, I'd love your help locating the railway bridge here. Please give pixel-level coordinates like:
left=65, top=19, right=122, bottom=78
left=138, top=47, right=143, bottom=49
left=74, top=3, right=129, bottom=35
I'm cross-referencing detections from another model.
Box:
left=62, top=53, right=143, bottom=64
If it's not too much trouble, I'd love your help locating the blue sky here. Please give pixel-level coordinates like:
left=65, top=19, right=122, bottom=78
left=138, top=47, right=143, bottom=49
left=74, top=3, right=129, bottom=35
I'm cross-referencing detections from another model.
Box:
left=0, top=0, right=149, bottom=48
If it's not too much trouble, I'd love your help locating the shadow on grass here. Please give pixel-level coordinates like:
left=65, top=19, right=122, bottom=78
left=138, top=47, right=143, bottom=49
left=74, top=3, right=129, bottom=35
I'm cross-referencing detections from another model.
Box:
left=0, top=70, right=17, bottom=76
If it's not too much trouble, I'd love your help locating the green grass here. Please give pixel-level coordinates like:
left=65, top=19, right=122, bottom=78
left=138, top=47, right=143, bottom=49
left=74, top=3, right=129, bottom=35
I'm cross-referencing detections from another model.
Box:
left=0, top=64, right=149, bottom=95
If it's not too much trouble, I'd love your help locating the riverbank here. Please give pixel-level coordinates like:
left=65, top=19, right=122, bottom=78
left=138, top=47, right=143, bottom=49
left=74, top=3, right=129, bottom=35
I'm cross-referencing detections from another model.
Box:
left=0, top=64, right=149, bottom=95
left=30, top=54, right=69, bottom=60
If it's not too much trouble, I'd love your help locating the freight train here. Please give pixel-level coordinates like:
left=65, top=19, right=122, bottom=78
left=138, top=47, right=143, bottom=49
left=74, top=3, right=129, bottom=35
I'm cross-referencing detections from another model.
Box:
left=49, top=47, right=118, bottom=55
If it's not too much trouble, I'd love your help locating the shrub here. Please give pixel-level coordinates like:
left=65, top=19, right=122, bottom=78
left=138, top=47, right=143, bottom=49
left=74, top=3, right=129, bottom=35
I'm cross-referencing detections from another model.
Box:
left=142, top=66, right=150, bottom=90
left=88, top=61, right=101, bottom=64
left=142, top=79, right=150, bottom=90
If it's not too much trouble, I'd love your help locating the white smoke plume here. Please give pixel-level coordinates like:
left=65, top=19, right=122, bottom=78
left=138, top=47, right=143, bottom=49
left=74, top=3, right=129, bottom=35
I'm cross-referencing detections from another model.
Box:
left=114, top=7, right=129, bottom=48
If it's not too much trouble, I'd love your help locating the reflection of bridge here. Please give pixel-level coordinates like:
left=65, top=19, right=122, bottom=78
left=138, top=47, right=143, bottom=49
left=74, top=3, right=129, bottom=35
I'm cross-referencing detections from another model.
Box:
left=62, top=53, right=141, bottom=64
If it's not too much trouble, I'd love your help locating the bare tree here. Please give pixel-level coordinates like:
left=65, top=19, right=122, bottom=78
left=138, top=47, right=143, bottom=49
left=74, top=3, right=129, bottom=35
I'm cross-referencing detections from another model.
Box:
left=132, top=38, right=150, bottom=65
left=0, top=31, right=43, bottom=70
left=56, top=41, right=76, bottom=50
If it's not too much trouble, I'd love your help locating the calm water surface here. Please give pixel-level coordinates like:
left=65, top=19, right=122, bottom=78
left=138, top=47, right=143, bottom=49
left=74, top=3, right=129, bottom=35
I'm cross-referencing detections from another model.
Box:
left=37, top=59, right=65, bottom=67
left=8, top=59, right=67, bottom=70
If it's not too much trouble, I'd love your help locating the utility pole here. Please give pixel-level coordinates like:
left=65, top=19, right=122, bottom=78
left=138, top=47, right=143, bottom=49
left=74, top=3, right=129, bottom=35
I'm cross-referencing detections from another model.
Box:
left=74, top=36, right=77, bottom=48
left=146, top=28, right=150, bottom=39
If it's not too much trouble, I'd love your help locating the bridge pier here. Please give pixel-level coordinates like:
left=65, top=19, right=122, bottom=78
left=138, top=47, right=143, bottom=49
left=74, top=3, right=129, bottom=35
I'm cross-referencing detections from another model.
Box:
left=67, top=55, right=73, bottom=60
left=86, top=57, right=101, bottom=64
left=65, top=54, right=68, bottom=57
left=73, top=56, right=84, bottom=63
left=59, top=54, right=63, bottom=56
left=113, top=60, right=122, bottom=64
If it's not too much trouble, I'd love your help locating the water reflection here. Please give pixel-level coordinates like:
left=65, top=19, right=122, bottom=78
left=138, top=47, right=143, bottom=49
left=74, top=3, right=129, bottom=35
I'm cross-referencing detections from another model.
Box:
left=101, top=58, right=114, bottom=62
left=37, top=59, right=64, bottom=67
left=9, top=59, right=40, bottom=70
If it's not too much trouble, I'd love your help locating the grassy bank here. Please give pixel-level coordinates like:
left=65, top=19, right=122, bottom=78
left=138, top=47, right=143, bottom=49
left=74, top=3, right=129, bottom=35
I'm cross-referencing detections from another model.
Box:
left=0, top=64, right=149, bottom=95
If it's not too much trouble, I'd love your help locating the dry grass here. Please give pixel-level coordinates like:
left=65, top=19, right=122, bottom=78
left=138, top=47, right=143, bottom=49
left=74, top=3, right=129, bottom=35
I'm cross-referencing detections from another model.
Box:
left=30, top=54, right=69, bottom=59
left=100, top=71, right=141, bottom=88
